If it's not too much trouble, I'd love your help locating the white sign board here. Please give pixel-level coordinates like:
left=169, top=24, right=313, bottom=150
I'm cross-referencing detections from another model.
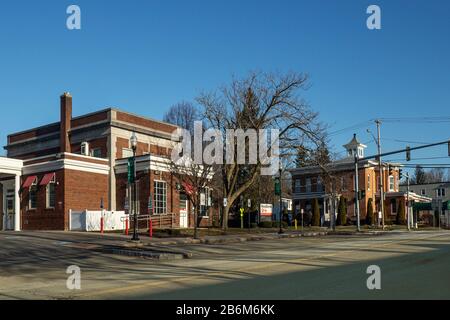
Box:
left=260, top=204, right=273, bottom=217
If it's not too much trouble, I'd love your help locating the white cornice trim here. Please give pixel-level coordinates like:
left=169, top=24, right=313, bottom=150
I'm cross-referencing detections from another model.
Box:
left=23, top=158, right=110, bottom=176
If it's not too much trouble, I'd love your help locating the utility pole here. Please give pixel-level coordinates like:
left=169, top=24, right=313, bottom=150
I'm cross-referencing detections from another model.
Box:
left=406, top=173, right=410, bottom=231
left=376, top=120, right=385, bottom=230
left=354, top=154, right=361, bottom=232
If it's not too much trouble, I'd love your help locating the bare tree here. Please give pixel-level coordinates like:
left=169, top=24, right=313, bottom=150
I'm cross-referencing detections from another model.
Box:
left=198, top=71, right=326, bottom=230
left=163, top=101, right=200, bottom=133
left=168, top=144, right=214, bottom=238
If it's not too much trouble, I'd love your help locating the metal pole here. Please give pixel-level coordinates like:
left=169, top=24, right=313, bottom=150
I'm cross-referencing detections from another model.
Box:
left=132, top=148, right=139, bottom=241
left=278, top=168, right=283, bottom=234
left=376, top=120, right=385, bottom=230
left=407, top=173, right=410, bottom=231
left=354, top=155, right=361, bottom=232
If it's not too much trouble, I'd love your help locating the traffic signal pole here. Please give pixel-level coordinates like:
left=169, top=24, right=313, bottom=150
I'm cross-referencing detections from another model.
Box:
left=354, top=155, right=361, bottom=232
left=376, top=120, right=385, bottom=230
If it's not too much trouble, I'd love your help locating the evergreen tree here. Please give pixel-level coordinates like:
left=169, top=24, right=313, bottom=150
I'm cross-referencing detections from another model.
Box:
left=365, top=198, right=374, bottom=225
left=337, top=197, right=347, bottom=226
left=311, top=198, right=321, bottom=226
left=396, top=200, right=406, bottom=225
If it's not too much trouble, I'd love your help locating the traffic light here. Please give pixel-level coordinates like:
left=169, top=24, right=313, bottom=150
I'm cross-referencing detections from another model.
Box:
left=388, top=165, right=393, bottom=176
left=274, top=177, right=281, bottom=196
left=406, top=146, right=411, bottom=161
left=399, top=169, right=403, bottom=180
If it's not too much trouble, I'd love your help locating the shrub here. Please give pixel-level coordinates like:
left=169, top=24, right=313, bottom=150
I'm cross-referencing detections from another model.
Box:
left=365, top=198, right=375, bottom=225
left=311, top=199, right=321, bottom=227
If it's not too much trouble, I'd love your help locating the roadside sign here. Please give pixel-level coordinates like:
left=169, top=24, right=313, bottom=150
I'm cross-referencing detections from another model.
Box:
left=240, top=208, right=245, bottom=216
left=223, top=198, right=228, bottom=207
left=274, top=178, right=281, bottom=196
left=260, top=204, right=272, bottom=217
left=124, top=198, right=129, bottom=212
left=247, top=199, right=251, bottom=208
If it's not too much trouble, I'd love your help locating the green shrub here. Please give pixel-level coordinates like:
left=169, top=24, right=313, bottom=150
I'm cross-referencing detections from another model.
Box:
left=365, top=198, right=374, bottom=225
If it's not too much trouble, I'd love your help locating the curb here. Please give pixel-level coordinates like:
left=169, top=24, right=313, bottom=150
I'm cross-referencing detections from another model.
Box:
left=101, top=247, right=189, bottom=260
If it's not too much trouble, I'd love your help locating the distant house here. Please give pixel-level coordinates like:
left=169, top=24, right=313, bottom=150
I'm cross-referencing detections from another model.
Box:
left=289, top=134, right=431, bottom=225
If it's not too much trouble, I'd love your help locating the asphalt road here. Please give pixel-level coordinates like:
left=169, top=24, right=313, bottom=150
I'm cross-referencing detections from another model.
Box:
left=1, top=230, right=450, bottom=300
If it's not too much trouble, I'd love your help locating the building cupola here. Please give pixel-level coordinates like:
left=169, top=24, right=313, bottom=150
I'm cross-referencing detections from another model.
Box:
left=343, top=133, right=367, bottom=158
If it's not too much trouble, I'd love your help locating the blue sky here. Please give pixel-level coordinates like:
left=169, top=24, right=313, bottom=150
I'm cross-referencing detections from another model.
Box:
left=0, top=0, right=449, bottom=172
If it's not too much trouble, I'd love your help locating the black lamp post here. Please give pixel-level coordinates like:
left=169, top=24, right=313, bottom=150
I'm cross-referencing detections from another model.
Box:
left=130, top=132, right=139, bottom=241
left=278, top=163, right=284, bottom=234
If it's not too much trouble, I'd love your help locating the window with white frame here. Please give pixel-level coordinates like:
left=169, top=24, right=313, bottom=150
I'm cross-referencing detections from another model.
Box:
left=29, top=178, right=38, bottom=210
left=421, top=189, right=426, bottom=195
left=90, top=148, right=102, bottom=158
left=389, top=176, right=395, bottom=191
left=153, top=181, right=167, bottom=214
left=200, top=188, right=210, bottom=217
left=46, top=176, right=56, bottom=208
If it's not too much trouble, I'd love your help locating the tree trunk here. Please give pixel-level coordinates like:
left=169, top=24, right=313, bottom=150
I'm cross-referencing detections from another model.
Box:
left=222, top=204, right=232, bottom=230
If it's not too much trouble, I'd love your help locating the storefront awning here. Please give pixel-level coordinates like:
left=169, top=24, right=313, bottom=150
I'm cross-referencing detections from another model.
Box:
left=40, top=172, right=55, bottom=186
left=22, top=175, right=37, bottom=188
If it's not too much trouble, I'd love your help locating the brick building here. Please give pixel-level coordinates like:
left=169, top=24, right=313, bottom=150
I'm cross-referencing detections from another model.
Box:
left=289, top=134, right=431, bottom=225
left=0, top=93, right=218, bottom=231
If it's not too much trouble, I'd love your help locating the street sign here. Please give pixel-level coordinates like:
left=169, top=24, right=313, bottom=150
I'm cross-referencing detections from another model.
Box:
left=127, top=157, right=135, bottom=183
left=240, top=207, right=245, bottom=216
left=274, top=178, right=281, bottom=196
left=223, top=198, right=228, bottom=207
left=247, top=199, right=251, bottom=208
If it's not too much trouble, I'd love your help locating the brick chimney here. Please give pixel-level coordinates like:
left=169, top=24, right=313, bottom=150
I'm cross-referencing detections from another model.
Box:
left=60, top=92, right=72, bottom=153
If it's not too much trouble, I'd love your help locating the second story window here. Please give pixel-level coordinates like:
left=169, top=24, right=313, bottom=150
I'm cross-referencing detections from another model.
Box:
left=90, top=148, right=102, bottom=158
left=306, top=178, right=311, bottom=193
left=294, top=179, right=301, bottom=193
left=389, top=176, right=395, bottom=191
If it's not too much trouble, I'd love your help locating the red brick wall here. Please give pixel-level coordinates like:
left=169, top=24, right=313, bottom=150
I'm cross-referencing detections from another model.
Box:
left=21, top=170, right=65, bottom=230
left=71, top=137, right=108, bottom=158
left=21, top=169, right=108, bottom=230
left=63, top=170, right=109, bottom=230
left=116, top=111, right=178, bottom=134
left=71, top=111, right=109, bottom=128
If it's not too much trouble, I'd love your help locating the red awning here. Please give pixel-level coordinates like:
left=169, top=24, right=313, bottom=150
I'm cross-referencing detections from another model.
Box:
left=40, top=173, right=55, bottom=186
left=22, top=176, right=37, bottom=188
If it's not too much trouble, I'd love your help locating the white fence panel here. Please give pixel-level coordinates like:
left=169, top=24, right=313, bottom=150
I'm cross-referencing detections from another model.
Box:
left=70, top=210, right=126, bottom=232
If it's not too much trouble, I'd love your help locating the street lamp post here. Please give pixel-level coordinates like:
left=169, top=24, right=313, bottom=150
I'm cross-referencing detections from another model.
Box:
left=130, top=132, right=139, bottom=241
left=278, top=164, right=284, bottom=234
